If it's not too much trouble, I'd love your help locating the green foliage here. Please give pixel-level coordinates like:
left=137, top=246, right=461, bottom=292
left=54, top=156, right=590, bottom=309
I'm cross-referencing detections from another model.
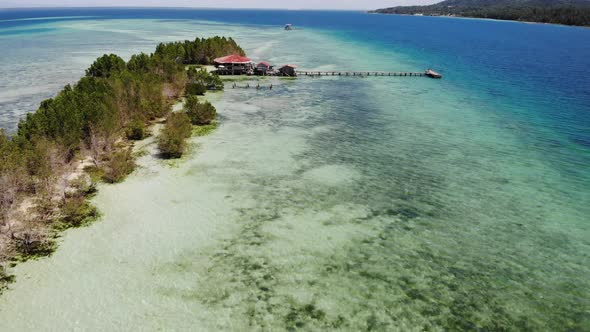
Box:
left=0, top=132, right=27, bottom=204
left=187, top=68, right=224, bottom=91
left=102, top=148, right=136, bottom=184
left=24, top=139, right=60, bottom=184
left=109, top=71, right=168, bottom=122
left=18, top=86, right=83, bottom=153
left=127, top=52, right=152, bottom=73
left=184, top=95, right=217, bottom=125
left=76, top=77, right=118, bottom=139
left=158, top=112, right=193, bottom=159
left=372, top=0, right=590, bottom=26
left=86, top=54, right=126, bottom=78
left=192, top=121, right=218, bottom=137
left=57, top=196, right=99, bottom=229
left=155, top=36, right=245, bottom=65
left=69, top=177, right=98, bottom=197
left=186, top=82, right=207, bottom=96
left=17, top=77, right=117, bottom=156
left=12, top=232, right=57, bottom=260
left=14, top=35, right=238, bottom=160
left=126, top=120, right=147, bottom=140
left=0, top=265, right=15, bottom=294
left=207, top=72, right=224, bottom=91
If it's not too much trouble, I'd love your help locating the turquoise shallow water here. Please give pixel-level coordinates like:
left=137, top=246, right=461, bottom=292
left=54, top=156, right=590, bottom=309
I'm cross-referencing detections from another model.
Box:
left=0, top=9, right=589, bottom=331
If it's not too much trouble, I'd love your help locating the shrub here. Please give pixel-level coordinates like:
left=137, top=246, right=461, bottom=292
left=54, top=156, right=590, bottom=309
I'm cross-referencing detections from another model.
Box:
left=187, top=67, right=224, bottom=91
left=207, top=72, right=224, bottom=90
left=68, top=176, right=98, bottom=198
left=126, top=120, right=146, bottom=140
left=58, top=196, right=99, bottom=228
left=186, top=82, right=207, bottom=96
left=158, top=112, right=192, bottom=159
left=102, top=148, right=136, bottom=183
left=184, top=95, right=217, bottom=125
left=11, top=230, right=56, bottom=259
left=0, top=265, right=15, bottom=294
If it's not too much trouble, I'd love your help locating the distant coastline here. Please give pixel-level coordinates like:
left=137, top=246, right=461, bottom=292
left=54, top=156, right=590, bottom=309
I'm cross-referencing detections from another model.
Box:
left=370, top=0, right=590, bottom=27
left=368, top=11, right=590, bottom=29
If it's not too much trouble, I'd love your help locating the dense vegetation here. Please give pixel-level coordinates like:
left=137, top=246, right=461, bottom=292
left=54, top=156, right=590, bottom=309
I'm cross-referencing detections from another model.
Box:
left=371, top=0, right=590, bottom=26
left=0, top=36, right=234, bottom=293
left=158, top=89, right=218, bottom=159
left=154, top=36, right=245, bottom=65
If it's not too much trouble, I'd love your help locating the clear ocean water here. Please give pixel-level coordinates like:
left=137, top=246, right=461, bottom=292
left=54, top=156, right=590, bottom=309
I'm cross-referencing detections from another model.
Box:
left=0, top=8, right=589, bottom=331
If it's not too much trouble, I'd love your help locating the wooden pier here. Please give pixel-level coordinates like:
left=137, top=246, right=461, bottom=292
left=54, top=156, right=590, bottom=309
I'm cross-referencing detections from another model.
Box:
left=295, top=70, right=442, bottom=78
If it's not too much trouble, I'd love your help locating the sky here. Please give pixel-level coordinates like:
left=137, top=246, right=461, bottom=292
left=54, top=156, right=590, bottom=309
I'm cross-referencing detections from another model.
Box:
left=0, top=0, right=438, bottom=10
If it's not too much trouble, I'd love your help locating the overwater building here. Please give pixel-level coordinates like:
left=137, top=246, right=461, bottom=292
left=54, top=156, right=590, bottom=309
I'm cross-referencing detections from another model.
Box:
left=213, top=54, right=254, bottom=75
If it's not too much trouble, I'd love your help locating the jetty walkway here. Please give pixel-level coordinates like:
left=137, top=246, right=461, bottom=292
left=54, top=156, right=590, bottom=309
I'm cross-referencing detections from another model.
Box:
left=296, top=70, right=442, bottom=78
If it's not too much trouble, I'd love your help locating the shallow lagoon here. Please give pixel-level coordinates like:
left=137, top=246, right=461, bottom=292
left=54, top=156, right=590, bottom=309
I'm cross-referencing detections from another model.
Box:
left=0, top=12, right=589, bottom=331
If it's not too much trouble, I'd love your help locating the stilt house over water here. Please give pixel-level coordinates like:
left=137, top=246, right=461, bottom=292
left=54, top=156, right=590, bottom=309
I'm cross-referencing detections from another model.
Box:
left=256, top=61, right=274, bottom=75
left=213, top=54, right=254, bottom=75
left=278, top=64, right=298, bottom=77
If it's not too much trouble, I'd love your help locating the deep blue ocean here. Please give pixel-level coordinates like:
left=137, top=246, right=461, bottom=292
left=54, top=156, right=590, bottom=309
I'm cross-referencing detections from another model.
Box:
left=0, top=8, right=589, bottom=330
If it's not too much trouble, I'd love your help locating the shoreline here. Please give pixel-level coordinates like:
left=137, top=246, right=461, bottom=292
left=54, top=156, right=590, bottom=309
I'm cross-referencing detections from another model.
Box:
left=368, top=11, right=590, bottom=29
left=0, top=93, right=220, bottom=295
left=0, top=98, right=178, bottom=293
left=0, top=36, right=241, bottom=295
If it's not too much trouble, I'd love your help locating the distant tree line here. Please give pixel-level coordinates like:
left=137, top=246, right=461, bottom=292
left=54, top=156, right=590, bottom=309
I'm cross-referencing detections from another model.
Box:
left=0, top=36, right=231, bottom=288
left=154, top=36, right=245, bottom=65
left=371, top=0, right=590, bottom=26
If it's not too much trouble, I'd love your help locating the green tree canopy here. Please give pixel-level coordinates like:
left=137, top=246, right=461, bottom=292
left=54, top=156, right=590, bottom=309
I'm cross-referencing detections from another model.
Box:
left=86, top=54, right=126, bottom=78
left=158, top=112, right=193, bottom=158
left=184, top=95, right=217, bottom=125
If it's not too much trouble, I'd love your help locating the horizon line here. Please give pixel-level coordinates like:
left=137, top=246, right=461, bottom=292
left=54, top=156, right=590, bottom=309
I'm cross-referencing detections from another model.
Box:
left=0, top=6, right=373, bottom=11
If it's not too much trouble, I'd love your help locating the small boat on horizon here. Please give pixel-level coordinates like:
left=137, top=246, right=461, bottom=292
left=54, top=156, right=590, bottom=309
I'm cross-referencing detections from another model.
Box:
left=284, top=24, right=293, bottom=30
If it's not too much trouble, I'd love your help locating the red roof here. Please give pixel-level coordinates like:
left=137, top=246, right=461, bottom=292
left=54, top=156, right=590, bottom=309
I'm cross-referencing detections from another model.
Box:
left=281, top=64, right=298, bottom=69
left=213, top=54, right=252, bottom=64
left=257, top=61, right=271, bottom=67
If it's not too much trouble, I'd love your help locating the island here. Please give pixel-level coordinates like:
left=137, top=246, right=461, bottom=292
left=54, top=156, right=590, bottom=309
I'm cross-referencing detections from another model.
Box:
left=370, top=0, right=590, bottom=27
left=0, top=36, right=245, bottom=292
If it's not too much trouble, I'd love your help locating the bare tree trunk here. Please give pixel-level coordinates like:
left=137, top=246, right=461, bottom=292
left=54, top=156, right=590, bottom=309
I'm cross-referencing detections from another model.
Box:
left=0, top=174, right=19, bottom=227
left=88, top=126, right=103, bottom=166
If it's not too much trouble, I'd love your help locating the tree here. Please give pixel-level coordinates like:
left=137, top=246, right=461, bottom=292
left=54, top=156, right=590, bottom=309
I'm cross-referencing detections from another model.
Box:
left=0, top=130, right=20, bottom=225
left=186, top=82, right=207, bottom=96
left=158, top=112, right=193, bottom=158
left=127, top=53, right=152, bottom=73
left=207, top=72, right=224, bottom=91
left=155, top=37, right=246, bottom=65
left=188, top=68, right=224, bottom=91
left=102, top=148, right=136, bottom=183
left=184, top=95, right=217, bottom=125
left=86, top=54, right=126, bottom=78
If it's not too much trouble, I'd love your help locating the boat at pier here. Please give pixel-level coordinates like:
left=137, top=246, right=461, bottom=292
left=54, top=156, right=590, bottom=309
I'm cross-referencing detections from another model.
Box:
left=425, top=69, right=442, bottom=78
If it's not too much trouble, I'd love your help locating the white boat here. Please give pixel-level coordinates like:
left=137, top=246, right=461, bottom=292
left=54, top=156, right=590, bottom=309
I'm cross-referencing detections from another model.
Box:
left=425, top=69, right=442, bottom=78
